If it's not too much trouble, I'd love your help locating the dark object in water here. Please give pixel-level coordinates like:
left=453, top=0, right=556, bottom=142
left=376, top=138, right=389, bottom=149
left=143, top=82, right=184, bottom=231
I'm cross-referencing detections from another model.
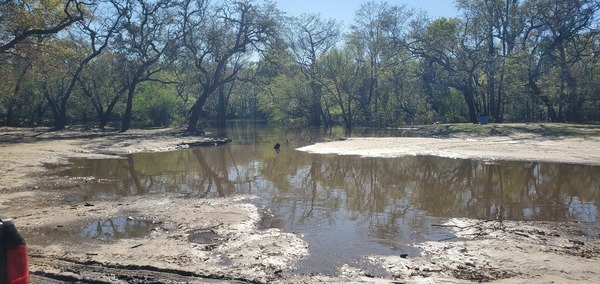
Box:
left=178, top=138, right=232, bottom=148
left=274, top=143, right=281, bottom=150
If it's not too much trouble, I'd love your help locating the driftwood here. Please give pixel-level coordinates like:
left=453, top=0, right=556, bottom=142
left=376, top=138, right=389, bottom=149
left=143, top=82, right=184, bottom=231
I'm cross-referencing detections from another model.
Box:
left=178, top=138, right=232, bottom=148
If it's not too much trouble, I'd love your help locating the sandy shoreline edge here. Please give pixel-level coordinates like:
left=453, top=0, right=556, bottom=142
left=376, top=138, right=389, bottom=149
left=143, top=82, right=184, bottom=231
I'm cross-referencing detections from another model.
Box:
left=1, top=126, right=599, bottom=283
left=297, top=136, right=600, bottom=165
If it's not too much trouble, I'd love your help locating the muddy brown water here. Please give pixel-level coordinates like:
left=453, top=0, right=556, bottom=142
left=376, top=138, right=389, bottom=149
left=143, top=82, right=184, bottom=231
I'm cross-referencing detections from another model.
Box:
left=49, top=122, right=600, bottom=275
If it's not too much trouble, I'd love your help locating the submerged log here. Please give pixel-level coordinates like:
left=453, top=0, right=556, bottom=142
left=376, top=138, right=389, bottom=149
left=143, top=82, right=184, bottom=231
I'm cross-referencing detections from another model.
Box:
left=178, top=138, right=232, bottom=148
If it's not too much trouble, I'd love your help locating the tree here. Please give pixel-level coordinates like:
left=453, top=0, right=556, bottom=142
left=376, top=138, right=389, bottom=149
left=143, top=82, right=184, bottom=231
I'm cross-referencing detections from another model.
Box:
left=253, top=44, right=313, bottom=124
left=519, top=5, right=559, bottom=122
left=77, top=50, right=128, bottom=128
left=457, top=0, right=527, bottom=122
left=535, top=0, right=599, bottom=122
left=38, top=38, right=87, bottom=129
left=514, top=0, right=599, bottom=122
left=181, top=0, right=280, bottom=133
left=409, top=17, right=486, bottom=123
left=1, top=51, right=33, bottom=126
left=319, top=47, right=366, bottom=130
left=113, top=0, right=179, bottom=132
left=347, top=1, right=414, bottom=124
left=0, top=0, right=88, bottom=126
left=42, top=0, right=124, bottom=130
left=286, top=13, right=341, bottom=127
left=0, top=0, right=85, bottom=54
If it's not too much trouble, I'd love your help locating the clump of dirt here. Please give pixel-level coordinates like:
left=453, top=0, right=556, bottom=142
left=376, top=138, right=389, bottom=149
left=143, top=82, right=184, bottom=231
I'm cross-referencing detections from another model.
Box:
left=452, top=264, right=520, bottom=282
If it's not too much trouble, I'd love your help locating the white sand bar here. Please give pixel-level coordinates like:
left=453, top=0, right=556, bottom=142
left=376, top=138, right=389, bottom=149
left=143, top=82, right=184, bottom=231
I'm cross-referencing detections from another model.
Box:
left=297, top=136, right=600, bottom=165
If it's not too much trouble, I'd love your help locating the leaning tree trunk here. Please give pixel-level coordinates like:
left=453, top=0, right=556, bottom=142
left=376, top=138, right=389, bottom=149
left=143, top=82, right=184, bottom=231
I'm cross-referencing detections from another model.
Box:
left=462, top=87, right=479, bottom=124
left=455, top=81, right=479, bottom=124
left=120, top=82, right=138, bottom=132
left=187, top=86, right=213, bottom=133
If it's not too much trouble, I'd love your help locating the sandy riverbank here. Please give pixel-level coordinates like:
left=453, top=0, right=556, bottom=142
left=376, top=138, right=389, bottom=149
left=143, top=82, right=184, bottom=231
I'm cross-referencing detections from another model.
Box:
left=297, top=136, right=600, bottom=165
left=1, top=125, right=599, bottom=283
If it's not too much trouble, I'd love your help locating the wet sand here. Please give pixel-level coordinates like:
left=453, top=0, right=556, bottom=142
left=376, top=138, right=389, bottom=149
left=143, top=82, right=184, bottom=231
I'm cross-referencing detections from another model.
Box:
left=1, top=125, right=599, bottom=283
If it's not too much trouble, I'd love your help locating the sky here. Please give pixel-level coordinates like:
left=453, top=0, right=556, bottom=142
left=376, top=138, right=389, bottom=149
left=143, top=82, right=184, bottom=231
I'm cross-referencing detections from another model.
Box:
left=275, top=0, right=459, bottom=28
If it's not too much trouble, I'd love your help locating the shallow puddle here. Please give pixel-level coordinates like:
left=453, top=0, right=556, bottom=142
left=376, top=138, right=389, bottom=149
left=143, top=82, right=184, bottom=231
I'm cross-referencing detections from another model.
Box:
left=80, top=217, right=156, bottom=241
left=49, top=122, right=600, bottom=275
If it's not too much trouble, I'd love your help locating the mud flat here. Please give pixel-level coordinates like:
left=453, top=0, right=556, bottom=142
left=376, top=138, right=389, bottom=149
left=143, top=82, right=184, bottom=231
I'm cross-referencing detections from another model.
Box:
left=1, top=127, right=305, bottom=283
left=1, top=125, right=600, bottom=283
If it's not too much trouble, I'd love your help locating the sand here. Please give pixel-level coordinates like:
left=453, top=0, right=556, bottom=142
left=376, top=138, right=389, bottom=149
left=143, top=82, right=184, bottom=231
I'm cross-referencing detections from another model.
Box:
left=297, top=136, right=600, bottom=165
left=1, top=125, right=599, bottom=283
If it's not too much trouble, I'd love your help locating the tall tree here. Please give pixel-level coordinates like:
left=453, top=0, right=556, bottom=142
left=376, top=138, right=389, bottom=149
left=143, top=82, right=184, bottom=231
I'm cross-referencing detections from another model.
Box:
left=517, top=0, right=599, bottom=122
left=181, top=0, right=280, bottom=133
left=409, top=17, right=486, bottom=123
left=77, top=50, right=128, bottom=128
left=458, top=0, right=497, bottom=121
left=457, top=0, right=495, bottom=121
left=347, top=1, right=413, bottom=124
left=319, top=47, right=366, bottom=130
left=519, top=1, right=559, bottom=122
left=1, top=51, right=33, bottom=126
left=287, top=13, right=341, bottom=127
left=113, top=0, right=179, bottom=132
left=535, top=0, right=599, bottom=122
left=42, top=0, right=124, bottom=130
left=494, top=0, right=526, bottom=122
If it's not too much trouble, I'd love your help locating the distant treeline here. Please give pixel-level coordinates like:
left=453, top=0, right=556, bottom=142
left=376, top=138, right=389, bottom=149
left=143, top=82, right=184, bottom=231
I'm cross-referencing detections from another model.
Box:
left=1, top=0, right=599, bottom=131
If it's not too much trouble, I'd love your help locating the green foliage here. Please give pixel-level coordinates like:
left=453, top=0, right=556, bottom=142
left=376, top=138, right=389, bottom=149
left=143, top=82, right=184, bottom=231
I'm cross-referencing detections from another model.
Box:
left=133, top=83, right=184, bottom=128
left=257, top=73, right=311, bottom=125
left=1, top=0, right=599, bottom=129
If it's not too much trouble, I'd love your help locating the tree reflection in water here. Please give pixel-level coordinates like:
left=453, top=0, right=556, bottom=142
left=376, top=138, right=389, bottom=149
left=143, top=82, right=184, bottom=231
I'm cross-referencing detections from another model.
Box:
left=56, top=123, right=600, bottom=273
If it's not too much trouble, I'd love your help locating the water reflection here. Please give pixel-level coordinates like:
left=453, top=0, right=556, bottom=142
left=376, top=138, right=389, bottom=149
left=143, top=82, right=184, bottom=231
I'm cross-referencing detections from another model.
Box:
left=80, top=217, right=155, bottom=241
left=60, top=151, right=600, bottom=223
left=52, top=122, right=600, bottom=274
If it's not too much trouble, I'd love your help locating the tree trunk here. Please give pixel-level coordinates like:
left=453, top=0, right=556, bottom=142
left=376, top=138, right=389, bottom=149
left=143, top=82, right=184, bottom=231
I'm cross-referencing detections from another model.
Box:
left=309, top=81, right=322, bottom=126
left=5, top=99, right=15, bottom=126
left=120, top=82, right=138, bottom=132
left=100, top=94, right=122, bottom=129
left=54, top=88, right=71, bottom=130
left=187, top=100, right=202, bottom=132
left=346, top=97, right=352, bottom=131
left=455, top=77, right=480, bottom=124
left=6, top=67, right=28, bottom=126
left=187, top=85, right=213, bottom=133
left=217, top=85, right=226, bottom=128
left=495, top=71, right=506, bottom=123
left=486, top=16, right=495, bottom=120
left=464, top=90, right=479, bottom=124
left=55, top=106, right=68, bottom=130
left=41, top=79, right=62, bottom=130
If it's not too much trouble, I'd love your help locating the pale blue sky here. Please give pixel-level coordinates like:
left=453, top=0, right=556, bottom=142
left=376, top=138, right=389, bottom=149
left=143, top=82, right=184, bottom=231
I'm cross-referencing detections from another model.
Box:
left=275, top=0, right=459, bottom=27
